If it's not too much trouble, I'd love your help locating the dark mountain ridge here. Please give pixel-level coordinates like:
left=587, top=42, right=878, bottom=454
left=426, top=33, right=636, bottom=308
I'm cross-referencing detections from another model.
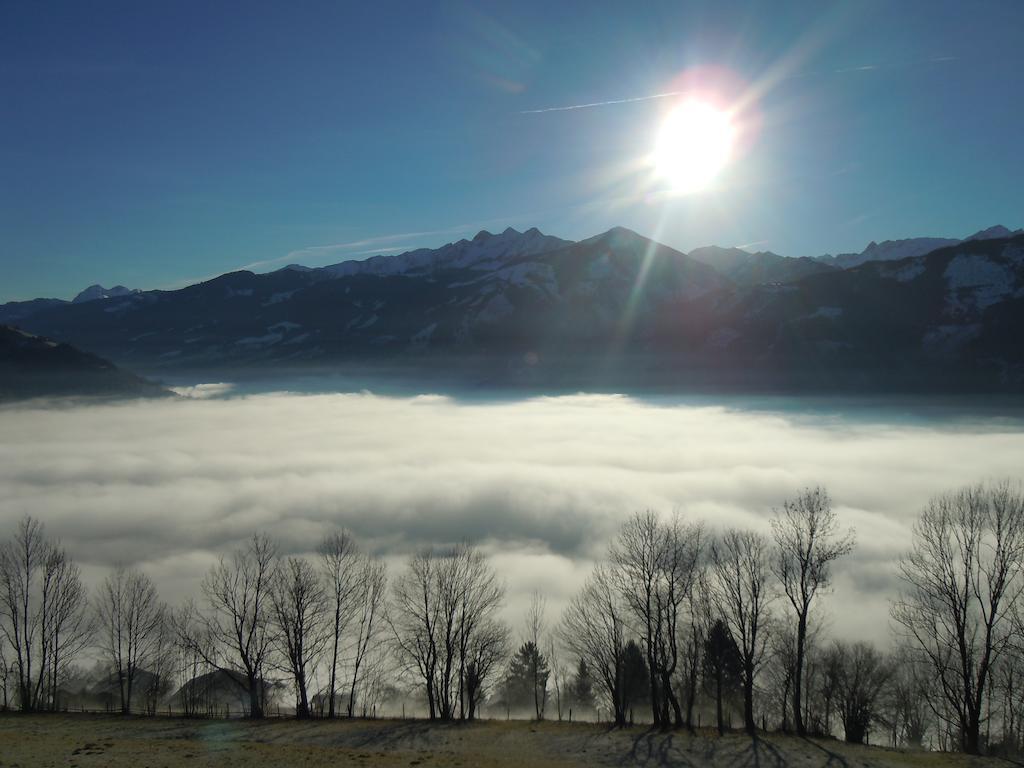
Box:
left=6, top=226, right=1024, bottom=393
left=0, top=325, right=172, bottom=401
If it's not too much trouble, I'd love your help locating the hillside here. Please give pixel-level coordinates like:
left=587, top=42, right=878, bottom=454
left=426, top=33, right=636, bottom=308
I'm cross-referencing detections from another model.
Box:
left=0, top=714, right=999, bottom=768
left=0, top=325, right=171, bottom=401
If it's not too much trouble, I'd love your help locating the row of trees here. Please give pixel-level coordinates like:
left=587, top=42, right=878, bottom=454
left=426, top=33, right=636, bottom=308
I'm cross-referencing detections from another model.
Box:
left=1, top=480, right=1023, bottom=756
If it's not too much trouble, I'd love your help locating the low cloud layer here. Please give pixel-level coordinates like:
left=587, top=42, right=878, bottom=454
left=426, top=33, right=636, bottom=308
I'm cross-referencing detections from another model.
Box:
left=2, top=391, right=1022, bottom=642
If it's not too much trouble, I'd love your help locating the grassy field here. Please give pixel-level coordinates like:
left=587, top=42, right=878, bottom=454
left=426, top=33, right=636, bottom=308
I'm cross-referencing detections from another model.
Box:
left=0, top=713, right=1005, bottom=768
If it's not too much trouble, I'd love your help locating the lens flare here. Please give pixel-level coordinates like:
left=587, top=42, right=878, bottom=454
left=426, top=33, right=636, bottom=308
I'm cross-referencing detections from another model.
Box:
left=652, top=101, right=736, bottom=193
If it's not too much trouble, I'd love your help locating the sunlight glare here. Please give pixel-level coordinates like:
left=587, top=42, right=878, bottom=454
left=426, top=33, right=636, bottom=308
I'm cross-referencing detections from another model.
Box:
left=652, top=101, right=736, bottom=193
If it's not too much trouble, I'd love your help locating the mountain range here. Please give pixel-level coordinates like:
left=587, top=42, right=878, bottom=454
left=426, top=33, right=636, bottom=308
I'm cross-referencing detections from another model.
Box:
left=3, top=223, right=1023, bottom=393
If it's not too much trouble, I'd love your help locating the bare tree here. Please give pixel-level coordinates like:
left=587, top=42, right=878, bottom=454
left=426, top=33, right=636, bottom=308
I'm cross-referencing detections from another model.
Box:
left=815, top=642, right=843, bottom=738
left=96, top=566, right=166, bottom=713
left=389, top=544, right=505, bottom=721
left=465, top=618, right=509, bottom=719
left=679, top=572, right=711, bottom=729
left=0, top=517, right=51, bottom=711
left=991, top=646, right=1024, bottom=754
left=711, top=528, right=774, bottom=734
left=655, top=515, right=704, bottom=727
left=525, top=590, right=548, bottom=720
left=560, top=564, right=630, bottom=726
left=347, top=557, right=387, bottom=718
left=141, top=614, right=175, bottom=715
left=611, top=511, right=704, bottom=727
left=187, top=533, right=278, bottom=718
left=831, top=640, right=892, bottom=744
left=770, top=487, right=854, bottom=736
left=390, top=550, right=440, bottom=719
left=318, top=530, right=362, bottom=718
left=271, top=555, right=329, bottom=718
left=0, top=644, right=9, bottom=711
left=0, top=517, right=91, bottom=712
left=887, top=649, right=931, bottom=748
left=547, top=633, right=569, bottom=721
left=766, top=623, right=797, bottom=732
left=42, top=546, right=92, bottom=711
left=452, top=544, right=505, bottom=720
left=169, top=601, right=218, bottom=716
left=892, top=481, right=1024, bottom=754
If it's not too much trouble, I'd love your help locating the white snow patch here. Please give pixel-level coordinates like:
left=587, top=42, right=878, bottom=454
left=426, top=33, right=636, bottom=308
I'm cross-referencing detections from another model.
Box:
left=887, top=262, right=926, bottom=282
left=264, top=290, right=298, bottom=305
left=944, top=254, right=1014, bottom=311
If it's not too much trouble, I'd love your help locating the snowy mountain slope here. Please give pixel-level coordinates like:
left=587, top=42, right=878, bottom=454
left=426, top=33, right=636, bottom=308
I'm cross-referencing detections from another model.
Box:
left=73, top=284, right=140, bottom=303
left=818, top=236, right=961, bottom=269
left=316, top=227, right=571, bottom=278
left=705, top=234, right=1024, bottom=387
left=15, top=226, right=727, bottom=367
left=816, top=224, right=1022, bottom=270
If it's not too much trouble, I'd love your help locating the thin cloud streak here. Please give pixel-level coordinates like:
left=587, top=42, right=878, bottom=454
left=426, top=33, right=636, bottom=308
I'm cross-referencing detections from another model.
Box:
left=163, top=216, right=531, bottom=290
left=523, top=52, right=959, bottom=117
left=519, top=89, right=690, bottom=114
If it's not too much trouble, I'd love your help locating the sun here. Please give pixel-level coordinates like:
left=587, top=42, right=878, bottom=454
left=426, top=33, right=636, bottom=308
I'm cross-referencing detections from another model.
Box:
left=652, top=101, right=736, bottom=193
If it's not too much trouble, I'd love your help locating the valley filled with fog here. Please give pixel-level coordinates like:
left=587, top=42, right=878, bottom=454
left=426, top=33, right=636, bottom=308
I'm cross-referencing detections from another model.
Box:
left=3, top=386, right=1022, bottom=645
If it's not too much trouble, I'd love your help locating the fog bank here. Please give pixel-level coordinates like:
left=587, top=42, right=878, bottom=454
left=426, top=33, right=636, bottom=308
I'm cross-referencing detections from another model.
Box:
left=2, top=391, right=1023, bottom=642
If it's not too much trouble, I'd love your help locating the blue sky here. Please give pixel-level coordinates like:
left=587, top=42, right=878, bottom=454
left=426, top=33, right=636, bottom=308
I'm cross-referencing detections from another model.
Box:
left=2, top=0, right=1022, bottom=301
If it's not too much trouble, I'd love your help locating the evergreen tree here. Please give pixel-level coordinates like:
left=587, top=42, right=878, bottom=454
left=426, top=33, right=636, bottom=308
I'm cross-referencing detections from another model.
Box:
left=622, top=640, right=650, bottom=722
left=570, top=657, right=594, bottom=713
left=505, top=641, right=550, bottom=718
left=703, top=619, right=743, bottom=733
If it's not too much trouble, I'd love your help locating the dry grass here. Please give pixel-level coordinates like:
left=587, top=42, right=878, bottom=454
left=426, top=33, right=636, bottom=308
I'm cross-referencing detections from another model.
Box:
left=0, top=714, right=1007, bottom=768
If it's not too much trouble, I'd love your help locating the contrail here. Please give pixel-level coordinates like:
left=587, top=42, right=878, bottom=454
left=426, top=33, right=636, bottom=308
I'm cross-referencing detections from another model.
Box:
left=522, top=55, right=959, bottom=115
left=519, top=89, right=689, bottom=114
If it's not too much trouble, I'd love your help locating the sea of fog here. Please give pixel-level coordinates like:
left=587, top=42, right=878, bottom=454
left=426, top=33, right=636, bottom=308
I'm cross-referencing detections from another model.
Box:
left=3, top=379, right=1024, bottom=645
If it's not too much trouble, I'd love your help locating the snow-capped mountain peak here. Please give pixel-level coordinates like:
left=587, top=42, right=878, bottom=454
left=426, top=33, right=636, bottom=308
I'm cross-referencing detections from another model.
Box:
left=72, top=284, right=139, bottom=304
left=318, top=226, right=573, bottom=279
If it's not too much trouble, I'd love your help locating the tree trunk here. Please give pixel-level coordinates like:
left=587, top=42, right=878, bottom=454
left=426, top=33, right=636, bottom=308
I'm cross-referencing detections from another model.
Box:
left=297, top=676, right=310, bottom=719
left=794, top=611, right=807, bottom=737
left=328, top=611, right=339, bottom=718
left=248, top=675, right=264, bottom=719
left=347, top=653, right=362, bottom=718
left=664, top=672, right=683, bottom=728
left=743, top=673, right=756, bottom=734
left=964, top=718, right=981, bottom=755
left=716, top=672, right=724, bottom=734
